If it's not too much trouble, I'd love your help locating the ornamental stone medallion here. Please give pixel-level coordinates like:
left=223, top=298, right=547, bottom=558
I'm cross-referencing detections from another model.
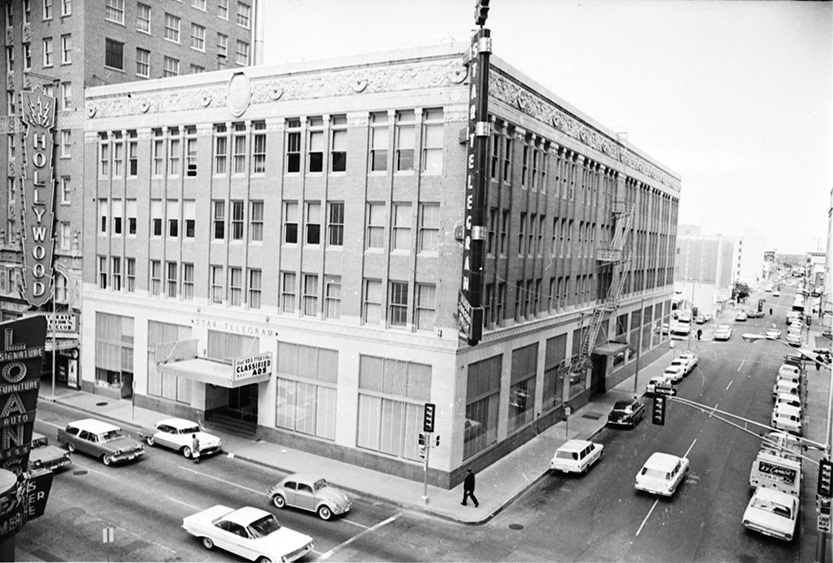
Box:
left=227, top=72, right=251, bottom=118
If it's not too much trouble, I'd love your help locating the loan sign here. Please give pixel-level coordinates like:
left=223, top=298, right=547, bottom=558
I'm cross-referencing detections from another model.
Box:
left=20, top=87, right=57, bottom=307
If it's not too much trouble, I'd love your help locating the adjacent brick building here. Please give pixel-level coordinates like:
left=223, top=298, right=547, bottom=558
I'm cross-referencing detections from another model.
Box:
left=82, top=41, right=681, bottom=487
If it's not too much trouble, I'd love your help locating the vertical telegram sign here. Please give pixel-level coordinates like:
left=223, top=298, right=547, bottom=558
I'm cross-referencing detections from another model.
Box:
left=457, top=26, right=491, bottom=346
left=0, top=315, right=52, bottom=542
left=20, top=87, right=57, bottom=307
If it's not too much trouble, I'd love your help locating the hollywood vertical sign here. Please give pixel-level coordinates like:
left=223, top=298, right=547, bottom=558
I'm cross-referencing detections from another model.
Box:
left=20, top=87, right=57, bottom=308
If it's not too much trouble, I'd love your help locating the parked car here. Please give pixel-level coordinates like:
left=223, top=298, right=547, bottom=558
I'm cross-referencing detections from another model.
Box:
left=676, top=352, right=699, bottom=374
left=742, top=487, right=798, bottom=541
left=714, top=324, right=733, bottom=341
left=606, top=398, right=646, bottom=428
left=785, top=333, right=802, bottom=347
left=748, top=310, right=765, bottom=319
left=771, top=406, right=802, bottom=436
left=735, top=311, right=748, bottom=322
left=772, top=290, right=781, bottom=297
left=549, top=439, right=604, bottom=474
left=634, top=452, right=689, bottom=496
left=695, top=313, right=712, bottom=324
left=267, top=474, right=351, bottom=520
left=774, top=393, right=802, bottom=411
left=766, top=328, right=782, bottom=339
left=182, top=505, right=314, bottom=562
left=663, top=364, right=686, bottom=383
left=772, top=379, right=801, bottom=401
left=141, top=418, right=222, bottom=459
left=28, top=432, right=72, bottom=472
left=646, top=376, right=677, bottom=397
left=56, top=419, right=145, bottom=466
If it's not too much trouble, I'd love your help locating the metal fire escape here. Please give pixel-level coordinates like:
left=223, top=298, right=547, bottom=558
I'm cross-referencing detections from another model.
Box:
left=573, top=201, right=636, bottom=373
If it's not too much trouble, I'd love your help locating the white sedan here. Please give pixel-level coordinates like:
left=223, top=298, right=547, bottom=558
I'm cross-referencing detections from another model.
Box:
left=142, top=418, right=222, bottom=459
left=714, top=324, right=733, bottom=341
left=635, top=452, right=689, bottom=496
left=742, top=487, right=797, bottom=541
left=676, top=352, right=699, bottom=373
left=182, top=505, right=314, bottom=562
left=766, top=328, right=782, bottom=339
left=663, top=364, right=686, bottom=383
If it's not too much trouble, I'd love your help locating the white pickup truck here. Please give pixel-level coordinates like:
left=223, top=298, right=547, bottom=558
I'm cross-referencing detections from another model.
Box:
left=182, top=505, right=314, bottom=562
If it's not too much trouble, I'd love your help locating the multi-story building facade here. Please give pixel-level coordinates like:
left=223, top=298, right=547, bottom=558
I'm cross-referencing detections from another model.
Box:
left=82, top=42, right=680, bottom=487
left=0, top=0, right=256, bottom=388
left=674, top=224, right=735, bottom=315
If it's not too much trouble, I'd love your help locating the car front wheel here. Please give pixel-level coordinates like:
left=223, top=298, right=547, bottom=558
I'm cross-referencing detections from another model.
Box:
left=272, top=494, right=286, bottom=509
left=182, top=446, right=192, bottom=459
left=318, top=505, right=333, bottom=520
left=66, top=442, right=75, bottom=453
left=256, top=557, right=271, bottom=563
left=201, top=537, right=214, bottom=550
left=145, top=436, right=155, bottom=447
left=102, top=455, right=112, bottom=466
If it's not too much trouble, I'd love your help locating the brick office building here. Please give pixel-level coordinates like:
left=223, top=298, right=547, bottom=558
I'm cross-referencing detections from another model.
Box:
left=82, top=42, right=680, bottom=487
left=0, top=0, right=256, bottom=389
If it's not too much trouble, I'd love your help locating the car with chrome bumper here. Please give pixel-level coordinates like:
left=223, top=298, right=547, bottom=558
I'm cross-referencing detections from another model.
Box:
left=141, top=418, right=222, bottom=459
left=57, top=418, right=145, bottom=466
left=28, top=432, right=72, bottom=472
left=268, top=474, right=351, bottom=520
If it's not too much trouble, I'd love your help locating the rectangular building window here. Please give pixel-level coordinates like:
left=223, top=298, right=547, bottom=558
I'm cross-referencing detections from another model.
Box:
left=43, top=0, right=53, bottom=19
left=58, top=222, right=71, bottom=251
left=330, top=115, right=347, bottom=172
left=98, top=134, right=110, bottom=177
left=275, top=343, right=339, bottom=440
left=105, top=0, right=124, bottom=23
left=136, top=3, right=151, bottom=32
left=152, top=129, right=164, bottom=175
left=62, top=0, right=70, bottom=16
left=150, top=260, right=161, bottom=296
left=60, top=130, right=71, bottom=157
left=508, top=343, right=538, bottom=433
left=231, top=200, right=244, bottom=240
left=284, top=201, right=298, bottom=244
left=370, top=112, right=388, bottom=172
left=235, top=40, right=249, bottom=66
left=306, top=202, right=320, bottom=245
left=105, top=38, right=124, bottom=70
left=164, top=13, right=180, bottom=42
left=303, top=274, right=318, bottom=316
left=212, top=200, right=225, bottom=240
left=98, top=256, right=107, bottom=289
left=228, top=267, right=242, bottom=306
left=464, top=355, right=501, bottom=459
left=418, top=203, right=439, bottom=253
left=213, top=124, right=228, bottom=174
left=183, top=200, right=195, bottom=238
left=182, top=263, right=194, bottom=299
left=388, top=281, right=408, bottom=327
left=363, top=279, right=382, bottom=324
left=163, top=56, right=179, bottom=77
left=232, top=122, right=246, bottom=174
left=218, top=0, right=228, bottom=19
left=248, top=269, right=261, bottom=309
left=112, top=132, right=123, bottom=177
left=285, top=118, right=301, bottom=172
left=281, top=272, right=296, bottom=313
left=166, top=261, right=177, bottom=297
left=236, top=1, right=250, bottom=27
left=126, top=199, right=136, bottom=235
left=60, top=176, right=71, bottom=204
left=421, top=108, right=443, bottom=174
left=415, top=284, right=436, bottom=330
left=150, top=199, right=162, bottom=237
left=217, top=32, right=228, bottom=58
left=249, top=201, right=263, bottom=242
left=252, top=121, right=266, bottom=174
left=395, top=110, right=414, bottom=172
left=60, top=82, right=71, bottom=110
left=324, top=276, right=341, bottom=319
left=366, top=203, right=385, bottom=249
left=307, top=117, right=324, bottom=173
left=327, top=202, right=344, bottom=247
left=167, top=200, right=179, bottom=238
left=136, top=47, right=149, bottom=77
left=168, top=127, right=181, bottom=176
left=190, top=64, right=205, bottom=74
left=392, top=203, right=411, bottom=251
left=42, top=37, right=53, bottom=66
left=111, top=199, right=122, bottom=235
left=126, top=258, right=135, bottom=292
left=183, top=125, right=197, bottom=175
left=61, top=34, right=71, bottom=64
left=210, top=265, right=223, bottom=303
left=190, top=23, right=205, bottom=51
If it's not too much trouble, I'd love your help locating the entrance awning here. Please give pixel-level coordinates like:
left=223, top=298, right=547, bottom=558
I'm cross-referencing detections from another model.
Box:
left=157, top=358, right=271, bottom=388
left=45, top=337, right=79, bottom=352
left=592, top=341, right=630, bottom=356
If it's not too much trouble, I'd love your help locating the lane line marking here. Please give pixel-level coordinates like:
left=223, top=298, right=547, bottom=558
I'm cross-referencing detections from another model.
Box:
left=177, top=465, right=264, bottom=496
left=341, top=518, right=369, bottom=529
left=684, top=438, right=698, bottom=459
left=737, top=360, right=745, bottom=372
left=635, top=499, right=659, bottom=537
left=167, top=496, right=202, bottom=511
left=318, top=513, right=400, bottom=560
left=725, top=380, right=733, bottom=391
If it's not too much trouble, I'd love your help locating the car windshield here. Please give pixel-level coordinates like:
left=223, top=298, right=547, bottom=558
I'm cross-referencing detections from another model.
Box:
left=313, top=478, right=329, bottom=492
left=100, top=429, right=123, bottom=441
left=249, top=514, right=281, bottom=538
left=31, top=437, right=47, bottom=448
left=751, top=498, right=792, bottom=518
left=180, top=426, right=200, bottom=434
left=612, top=401, right=630, bottom=410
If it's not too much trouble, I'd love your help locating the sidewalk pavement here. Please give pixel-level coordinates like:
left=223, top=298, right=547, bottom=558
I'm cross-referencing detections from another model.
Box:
left=36, top=352, right=675, bottom=526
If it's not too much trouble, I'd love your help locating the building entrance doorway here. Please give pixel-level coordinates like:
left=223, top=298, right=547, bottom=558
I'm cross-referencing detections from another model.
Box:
left=227, top=384, right=258, bottom=423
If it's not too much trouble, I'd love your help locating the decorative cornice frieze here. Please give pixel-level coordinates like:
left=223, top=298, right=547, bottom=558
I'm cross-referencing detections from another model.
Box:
left=489, top=71, right=680, bottom=191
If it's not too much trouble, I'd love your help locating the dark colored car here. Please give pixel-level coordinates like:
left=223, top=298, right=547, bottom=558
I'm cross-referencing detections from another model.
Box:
left=607, top=398, right=646, bottom=428
left=29, top=432, right=72, bottom=472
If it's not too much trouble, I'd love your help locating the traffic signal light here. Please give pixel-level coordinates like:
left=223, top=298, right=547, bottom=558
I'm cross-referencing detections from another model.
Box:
left=423, top=402, right=436, bottom=433
left=474, top=0, right=490, bottom=26
left=819, top=459, right=833, bottom=498
left=418, top=433, right=426, bottom=458
left=435, top=435, right=440, bottom=447
left=652, top=396, right=666, bottom=425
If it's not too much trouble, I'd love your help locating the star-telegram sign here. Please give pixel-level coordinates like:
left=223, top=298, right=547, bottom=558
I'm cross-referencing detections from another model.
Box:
left=20, top=87, right=57, bottom=307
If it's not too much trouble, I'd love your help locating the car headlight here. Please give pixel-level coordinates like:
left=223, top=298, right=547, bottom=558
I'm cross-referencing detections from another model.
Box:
left=115, top=449, right=123, bottom=456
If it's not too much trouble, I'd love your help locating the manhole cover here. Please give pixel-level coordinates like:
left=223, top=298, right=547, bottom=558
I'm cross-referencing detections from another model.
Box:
left=73, top=470, right=87, bottom=476
left=508, top=523, right=524, bottom=530
left=95, top=402, right=108, bottom=407
left=582, top=412, right=603, bottom=420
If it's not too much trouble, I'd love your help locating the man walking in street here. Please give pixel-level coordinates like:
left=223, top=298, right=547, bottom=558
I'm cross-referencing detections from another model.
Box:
left=461, top=468, right=479, bottom=507
left=191, top=433, right=201, bottom=464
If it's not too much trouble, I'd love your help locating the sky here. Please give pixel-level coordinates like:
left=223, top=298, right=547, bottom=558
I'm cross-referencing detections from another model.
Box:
left=262, top=0, right=833, bottom=255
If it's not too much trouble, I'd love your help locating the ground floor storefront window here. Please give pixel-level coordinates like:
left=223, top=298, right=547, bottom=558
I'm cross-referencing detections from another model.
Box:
left=275, top=342, right=338, bottom=441
left=95, top=312, right=133, bottom=389
left=464, top=354, right=501, bottom=460
left=147, top=320, right=192, bottom=404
